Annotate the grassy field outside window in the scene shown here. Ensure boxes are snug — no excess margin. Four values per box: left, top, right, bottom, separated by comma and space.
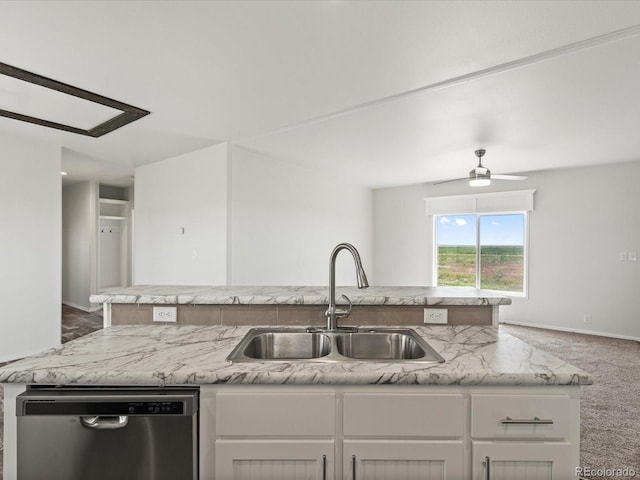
436, 213, 525, 293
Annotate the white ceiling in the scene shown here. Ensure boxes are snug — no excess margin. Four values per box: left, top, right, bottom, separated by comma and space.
1, 1, 640, 188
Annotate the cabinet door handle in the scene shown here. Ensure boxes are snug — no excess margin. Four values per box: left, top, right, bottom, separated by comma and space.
482, 455, 491, 480
322, 454, 326, 480
500, 416, 554, 425
352, 454, 356, 480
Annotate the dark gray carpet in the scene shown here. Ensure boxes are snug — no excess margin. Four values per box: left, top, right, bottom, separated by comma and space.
502, 324, 640, 479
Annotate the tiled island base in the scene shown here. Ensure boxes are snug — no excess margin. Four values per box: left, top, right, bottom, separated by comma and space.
110, 304, 494, 327
91, 285, 511, 327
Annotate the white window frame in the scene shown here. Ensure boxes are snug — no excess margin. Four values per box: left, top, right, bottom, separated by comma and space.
425, 190, 534, 298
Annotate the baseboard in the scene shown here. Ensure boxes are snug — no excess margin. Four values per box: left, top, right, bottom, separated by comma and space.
62, 301, 101, 313
500, 320, 640, 342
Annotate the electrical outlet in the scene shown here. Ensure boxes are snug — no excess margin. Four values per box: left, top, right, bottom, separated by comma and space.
153, 306, 177, 322
424, 308, 448, 324
630, 251, 637, 262
620, 252, 628, 262
583, 314, 591, 324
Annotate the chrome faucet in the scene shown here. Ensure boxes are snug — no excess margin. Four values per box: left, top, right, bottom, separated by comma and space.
325, 243, 369, 331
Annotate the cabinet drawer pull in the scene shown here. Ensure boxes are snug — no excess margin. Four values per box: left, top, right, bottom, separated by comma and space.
352, 454, 356, 480
482, 456, 491, 480
500, 416, 554, 425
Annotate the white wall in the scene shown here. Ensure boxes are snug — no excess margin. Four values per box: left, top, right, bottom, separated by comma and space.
0, 134, 61, 362
373, 183, 430, 285
62, 181, 98, 311
134, 144, 228, 285
230, 147, 373, 285
373, 160, 640, 340
501, 162, 640, 340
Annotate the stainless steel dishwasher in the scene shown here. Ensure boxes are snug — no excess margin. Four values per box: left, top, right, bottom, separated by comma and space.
16, 387, 198, 480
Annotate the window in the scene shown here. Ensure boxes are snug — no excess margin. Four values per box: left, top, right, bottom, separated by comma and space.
426, 190, 534, 295
435, 212, 526, 294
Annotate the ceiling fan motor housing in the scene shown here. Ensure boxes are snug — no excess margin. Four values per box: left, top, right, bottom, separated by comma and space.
470, 149, 490, 180
469, 148, 491, 185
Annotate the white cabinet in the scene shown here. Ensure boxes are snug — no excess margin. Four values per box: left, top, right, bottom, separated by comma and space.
211, 389, 468, 480
472, 442, 573, 480
343, 393, 464, 437
216, 440, 334, 480
205, 386, 580, 480
343, 393, 465, 479
213, 391, 335, 480
471, 393, 578, 479
345, 441, 463, 480
471, 394, 570, 439
215, 392, 335, 437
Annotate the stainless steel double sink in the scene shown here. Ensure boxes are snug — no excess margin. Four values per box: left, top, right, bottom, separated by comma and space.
226, 327, 445, 363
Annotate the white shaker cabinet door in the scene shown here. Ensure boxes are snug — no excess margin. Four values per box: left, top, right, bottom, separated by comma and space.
472, 441, 573, 480
215, 440, 334, 480
344, 440, 465, 480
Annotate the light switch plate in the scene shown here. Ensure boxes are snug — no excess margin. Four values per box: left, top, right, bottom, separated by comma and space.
424, 308, 448, 324
153, 306, 177, 322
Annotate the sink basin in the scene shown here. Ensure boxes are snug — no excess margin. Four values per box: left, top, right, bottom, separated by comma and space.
335, 331, 431, 360
240, 331, 331, 360
226, 327, 444, 363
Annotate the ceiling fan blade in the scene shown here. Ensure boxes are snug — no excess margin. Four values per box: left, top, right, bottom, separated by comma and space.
432, 177, 466, 186
492, 174, 528, 181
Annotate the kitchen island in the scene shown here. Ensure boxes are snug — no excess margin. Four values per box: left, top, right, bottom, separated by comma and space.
1, 324, 589, 479
90, 285, 513, 328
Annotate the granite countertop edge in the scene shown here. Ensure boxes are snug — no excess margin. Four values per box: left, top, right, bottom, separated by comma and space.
0, 325, 590, 387
89, 286, 513, 307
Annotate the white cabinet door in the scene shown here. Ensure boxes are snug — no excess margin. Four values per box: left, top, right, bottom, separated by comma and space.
215, 440, 334, 480
472, 442, 573, 480
344, 440, 464, 480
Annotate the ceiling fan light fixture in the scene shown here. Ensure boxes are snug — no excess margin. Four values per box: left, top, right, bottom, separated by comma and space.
433, 148, 527, 186
469, 177, 491, 187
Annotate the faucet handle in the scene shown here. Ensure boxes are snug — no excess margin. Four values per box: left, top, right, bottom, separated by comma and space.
335, 294, 353, 318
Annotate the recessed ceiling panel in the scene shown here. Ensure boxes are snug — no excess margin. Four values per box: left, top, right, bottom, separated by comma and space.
0, 62, 149, 137
0, 74, 121, 130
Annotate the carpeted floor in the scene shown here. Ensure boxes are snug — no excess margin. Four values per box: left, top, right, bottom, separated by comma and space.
502, 323, 640, 479
1, 313, 638, 479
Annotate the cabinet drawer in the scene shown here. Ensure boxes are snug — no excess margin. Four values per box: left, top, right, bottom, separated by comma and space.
472, 394, 570, 439
216, 393, 335, 436
344, 393, 464, 437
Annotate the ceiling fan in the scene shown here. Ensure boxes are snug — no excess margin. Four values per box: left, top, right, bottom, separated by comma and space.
434, 149, 528, 187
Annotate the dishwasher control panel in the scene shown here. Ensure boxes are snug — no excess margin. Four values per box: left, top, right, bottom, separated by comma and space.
17, 388, 199, 417
23, 400, 187, 415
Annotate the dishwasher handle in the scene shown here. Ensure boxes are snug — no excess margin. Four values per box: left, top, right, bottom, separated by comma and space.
81, 415, 129, 430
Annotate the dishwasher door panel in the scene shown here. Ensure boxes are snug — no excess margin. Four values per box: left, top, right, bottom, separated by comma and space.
18, 410, 197, 480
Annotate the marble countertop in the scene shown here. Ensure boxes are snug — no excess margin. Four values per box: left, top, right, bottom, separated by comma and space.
0, 325, 590, 387
89, 285, 512, 307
